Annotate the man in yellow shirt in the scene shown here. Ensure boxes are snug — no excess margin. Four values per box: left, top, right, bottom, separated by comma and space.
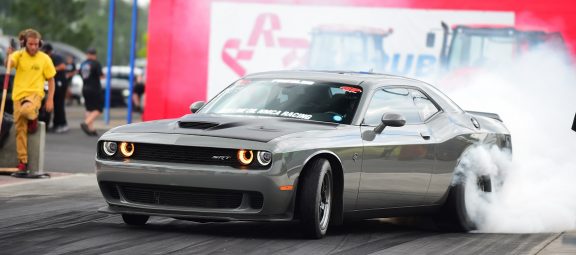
6, 29, 55, 173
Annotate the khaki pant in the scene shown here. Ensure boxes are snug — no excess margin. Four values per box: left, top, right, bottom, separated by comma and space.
13, 94, 42, 164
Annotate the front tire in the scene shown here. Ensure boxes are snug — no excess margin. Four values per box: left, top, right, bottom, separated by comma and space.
298, 158, 333, 239
122, 214, 149, 226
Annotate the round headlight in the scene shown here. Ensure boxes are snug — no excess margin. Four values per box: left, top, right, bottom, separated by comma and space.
237, 149, 253, 165
102, 141, 117, 156
120, 142, 135, 157
257, 151, 272, 166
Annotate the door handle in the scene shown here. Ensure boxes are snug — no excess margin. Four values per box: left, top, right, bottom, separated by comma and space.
420, 131, 431, 140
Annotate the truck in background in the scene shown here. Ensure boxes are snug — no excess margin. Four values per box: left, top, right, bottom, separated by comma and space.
428, 22, 569, 73
305, 25, 393, 73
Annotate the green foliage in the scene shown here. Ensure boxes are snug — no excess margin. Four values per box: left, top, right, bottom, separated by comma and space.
1, 0, 94, 51
0, 0, 148, 65
137, 32, 148, 58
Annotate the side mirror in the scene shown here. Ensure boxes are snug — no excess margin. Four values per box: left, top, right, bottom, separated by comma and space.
374, 113, 406, 134
426, 32, 436, 48
189, 101, 205, 113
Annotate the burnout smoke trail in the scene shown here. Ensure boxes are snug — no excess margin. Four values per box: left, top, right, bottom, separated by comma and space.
440, 46, 576, 233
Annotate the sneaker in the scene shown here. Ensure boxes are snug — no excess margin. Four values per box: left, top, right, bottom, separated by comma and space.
55, 125, 70, 133
28, 118, 38, 134
80, 123, 91, 135
89, 130, 99, 137
17, 162, 28, 172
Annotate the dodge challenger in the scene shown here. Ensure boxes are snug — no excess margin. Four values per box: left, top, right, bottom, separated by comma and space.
96, 70, 511, 238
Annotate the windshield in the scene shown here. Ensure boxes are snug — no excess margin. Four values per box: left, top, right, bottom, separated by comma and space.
448, 33, 516, 70
200, 79, 363, 124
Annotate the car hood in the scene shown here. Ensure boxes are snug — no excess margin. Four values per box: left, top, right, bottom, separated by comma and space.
108, 114, 340, 143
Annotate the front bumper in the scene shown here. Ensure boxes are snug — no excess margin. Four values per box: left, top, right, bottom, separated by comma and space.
96, 159, 297, 222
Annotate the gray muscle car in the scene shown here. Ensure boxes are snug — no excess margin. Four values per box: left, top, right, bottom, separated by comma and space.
96, 70, 511, 238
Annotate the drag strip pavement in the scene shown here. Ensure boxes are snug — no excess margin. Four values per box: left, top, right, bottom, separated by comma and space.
0, 174, 554, 255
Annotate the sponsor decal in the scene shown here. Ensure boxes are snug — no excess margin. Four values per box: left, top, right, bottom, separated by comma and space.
222, 108, 313, 120
272, 79, 315, 85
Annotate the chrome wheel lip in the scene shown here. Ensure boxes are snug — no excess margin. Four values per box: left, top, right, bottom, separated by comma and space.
318, 172, 332, 230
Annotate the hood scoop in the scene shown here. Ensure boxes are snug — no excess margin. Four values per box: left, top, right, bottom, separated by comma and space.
178, 121, 220, 129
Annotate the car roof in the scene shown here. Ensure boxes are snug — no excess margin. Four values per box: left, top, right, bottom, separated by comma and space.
244, 70, 430, 89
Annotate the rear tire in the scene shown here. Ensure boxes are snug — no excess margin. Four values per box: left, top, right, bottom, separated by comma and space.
438, 173, 492, 232
122, 214, 149, 226
298, 158, 333, 239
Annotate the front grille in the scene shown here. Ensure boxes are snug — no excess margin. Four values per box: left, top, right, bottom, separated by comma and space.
98, 142, 237, 166
132, 143, 237, 165
178, 121, 219, 129
101, 182, 263, 209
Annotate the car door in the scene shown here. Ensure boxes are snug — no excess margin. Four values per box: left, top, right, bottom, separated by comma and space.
356, 87, 437, 210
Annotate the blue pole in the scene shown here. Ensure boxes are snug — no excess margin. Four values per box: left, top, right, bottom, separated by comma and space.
127, 0, 138, 124
104, 0, 116, 125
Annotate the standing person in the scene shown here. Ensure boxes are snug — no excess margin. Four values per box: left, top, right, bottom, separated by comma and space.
79, 48, 103, 136
5, 28, 55, 172
64, 55, 77, 105
132, 74, 145, 113
41, 43, 69, 133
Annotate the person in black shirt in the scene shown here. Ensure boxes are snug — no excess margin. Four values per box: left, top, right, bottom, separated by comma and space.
42, 43, 69, 133
79, 48, 103, 136
64, 55, 78, 105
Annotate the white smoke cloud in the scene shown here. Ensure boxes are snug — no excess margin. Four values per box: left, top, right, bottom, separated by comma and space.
440, 46, 576, 233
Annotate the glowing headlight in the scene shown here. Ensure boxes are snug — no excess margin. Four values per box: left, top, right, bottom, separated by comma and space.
120, 142, 135, 157
102, 141, 117, 156
237, 149, 253, 165
257, 151, 272, 166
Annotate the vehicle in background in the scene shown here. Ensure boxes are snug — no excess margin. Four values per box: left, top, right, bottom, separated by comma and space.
0, 35, 17, 114
428, 22, 569, 73
305, 25, 393, 72
50, 41, 87, 105
0, 66, 14, 115
102, 66, 145, 107
51, 41, 87, 63
71, 65, 145, 107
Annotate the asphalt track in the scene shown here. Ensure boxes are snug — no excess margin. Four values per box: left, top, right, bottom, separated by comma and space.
0, 106, 573, 254
0, 175, 556, 255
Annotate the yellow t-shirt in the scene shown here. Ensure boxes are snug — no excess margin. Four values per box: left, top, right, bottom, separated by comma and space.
9, 50, 56, 101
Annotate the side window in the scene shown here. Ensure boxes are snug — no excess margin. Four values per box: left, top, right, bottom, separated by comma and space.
410, 89, 439, 121
363, 88, 422, 126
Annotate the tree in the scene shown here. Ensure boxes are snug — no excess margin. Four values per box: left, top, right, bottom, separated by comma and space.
83, 0, 149, 65
0, 0, 149, 65
0, 0, 94, 51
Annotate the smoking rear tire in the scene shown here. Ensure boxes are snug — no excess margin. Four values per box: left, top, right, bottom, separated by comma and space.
122, 214, 149, 226
438, 173, 492, 232
298, 158, 333, 239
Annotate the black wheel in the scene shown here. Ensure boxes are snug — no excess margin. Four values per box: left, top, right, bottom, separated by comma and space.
439, 173, 492, 232
298, 158, 333, 239
122, 214, 150, 226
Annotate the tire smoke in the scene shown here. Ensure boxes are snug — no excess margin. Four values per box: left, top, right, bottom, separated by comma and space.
440, 46, 576, 233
